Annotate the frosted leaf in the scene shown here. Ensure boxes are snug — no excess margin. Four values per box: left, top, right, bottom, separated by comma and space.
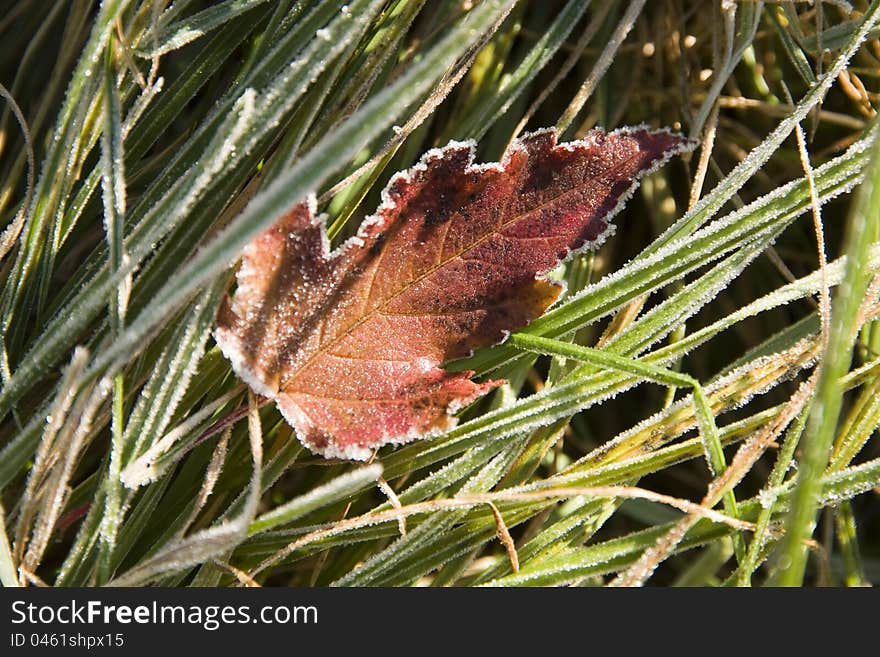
216, 127, 691, 459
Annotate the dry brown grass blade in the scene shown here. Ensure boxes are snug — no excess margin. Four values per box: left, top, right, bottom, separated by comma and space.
378, 476, 407, 537
488, 502, 519, 573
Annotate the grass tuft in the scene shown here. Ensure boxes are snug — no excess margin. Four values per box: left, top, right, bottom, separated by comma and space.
1, 0, 879, 587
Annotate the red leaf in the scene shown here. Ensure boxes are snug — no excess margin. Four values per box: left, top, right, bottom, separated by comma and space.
215, 127, 691, 459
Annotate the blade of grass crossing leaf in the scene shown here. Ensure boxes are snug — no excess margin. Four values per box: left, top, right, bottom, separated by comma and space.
126, 4, 386, 313
465, 336, 820, 578
381, 324, 810, 502
119, 0, 383, 249
25, 227, 860, 548
492, 242, 800, 494
551, 128, 873, 349
106, 4, 364, 320
505, 243, 789, 430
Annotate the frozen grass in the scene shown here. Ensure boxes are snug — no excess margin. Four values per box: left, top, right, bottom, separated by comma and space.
1, 0, 879, 587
